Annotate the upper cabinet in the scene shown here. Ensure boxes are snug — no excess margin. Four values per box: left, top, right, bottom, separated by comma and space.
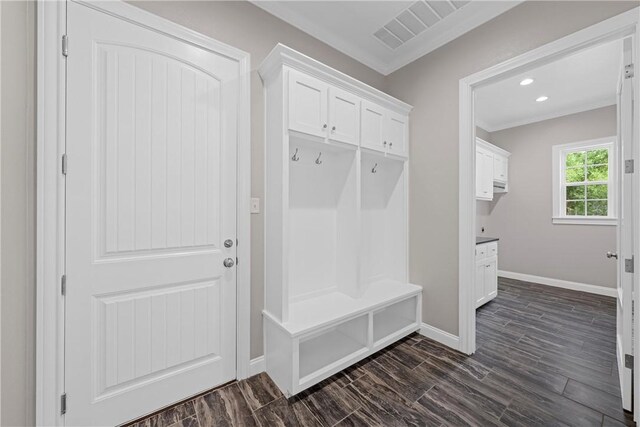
288, 70, 329, 138
360, 101, 408, 157
328, 87, 360, 145
282, 56, 410, 155
476, 138, 511, 200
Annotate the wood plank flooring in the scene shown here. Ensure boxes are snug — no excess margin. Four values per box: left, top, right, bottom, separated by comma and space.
125, 278, 634, 427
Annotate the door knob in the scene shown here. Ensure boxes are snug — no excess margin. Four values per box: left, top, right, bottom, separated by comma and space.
607, 251, 618, 259
223, 258, 235, 268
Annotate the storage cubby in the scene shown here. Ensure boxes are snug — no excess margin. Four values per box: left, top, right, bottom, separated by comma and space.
260, 44, 421, 398
360, 151, 407, 288
288, 136, 359, 301
298, 314, 368, 382
373, 296, 418, 346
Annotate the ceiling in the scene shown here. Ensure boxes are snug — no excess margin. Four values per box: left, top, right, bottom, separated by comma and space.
476, 39, 623, 132
251, 1, 522, 75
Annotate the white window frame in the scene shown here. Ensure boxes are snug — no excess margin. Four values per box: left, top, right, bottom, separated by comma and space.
552, 136, 617, 225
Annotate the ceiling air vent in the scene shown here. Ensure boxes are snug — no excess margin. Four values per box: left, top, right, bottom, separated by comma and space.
373, 0, 471, 50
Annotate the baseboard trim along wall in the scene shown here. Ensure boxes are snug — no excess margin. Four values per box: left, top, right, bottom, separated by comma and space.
498, 270, 618, 298
249, 356, 265, 377
419, 323, 461, 351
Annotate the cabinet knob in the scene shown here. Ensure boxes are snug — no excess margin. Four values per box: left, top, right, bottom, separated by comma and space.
331, 126, 336, 132
389, 142, 393, 148
383, 141, 387, 146
323, 124, 327, 129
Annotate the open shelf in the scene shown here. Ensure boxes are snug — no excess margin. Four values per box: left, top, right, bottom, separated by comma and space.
360, 152, 406, 287
288, 135, 359, 303
299, 315, 368, 382
373, 296, 418, 345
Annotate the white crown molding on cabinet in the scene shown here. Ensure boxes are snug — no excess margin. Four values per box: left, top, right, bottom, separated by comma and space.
251, 1, 523, 76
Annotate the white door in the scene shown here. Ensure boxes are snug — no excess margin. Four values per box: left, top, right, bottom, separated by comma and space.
65, 2, 239, 425
616, 37, 634, 412
385, 112, 408, 157
288, 69, 328, 138
328, 87, 360, 145
361, 100, 386, 152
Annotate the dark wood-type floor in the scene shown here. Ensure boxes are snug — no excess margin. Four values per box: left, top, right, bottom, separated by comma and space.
127, 278, 634, 427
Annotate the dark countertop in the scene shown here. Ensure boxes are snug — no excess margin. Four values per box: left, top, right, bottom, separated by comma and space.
476, 236, 499, 245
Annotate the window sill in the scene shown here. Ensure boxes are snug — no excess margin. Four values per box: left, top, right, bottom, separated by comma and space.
552, 217, 617, 226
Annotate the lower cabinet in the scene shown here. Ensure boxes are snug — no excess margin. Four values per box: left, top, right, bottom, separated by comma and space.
476, 242, 498, 308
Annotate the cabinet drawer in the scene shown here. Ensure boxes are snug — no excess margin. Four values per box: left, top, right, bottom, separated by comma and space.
475, 245, 487, 259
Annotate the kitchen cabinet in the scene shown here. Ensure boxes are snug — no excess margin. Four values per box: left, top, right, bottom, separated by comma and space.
288, 70, 328, 138
476, 138, 511, 200
328, 86, 360, 145
476, 241, 498, 308
361, 101, 408, 157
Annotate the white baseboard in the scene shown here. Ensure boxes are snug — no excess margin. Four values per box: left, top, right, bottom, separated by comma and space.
249, 356, 265, 377
419, 323, 460, 351
498, 270, 617, 298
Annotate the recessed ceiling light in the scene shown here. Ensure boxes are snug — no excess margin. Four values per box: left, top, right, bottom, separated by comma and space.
536, 96, 549, 102
520, 78, 534, 86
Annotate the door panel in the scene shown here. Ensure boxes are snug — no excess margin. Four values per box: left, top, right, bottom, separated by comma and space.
328, 87, 360, 145
288, 69, 328, 137
386, 111, 408, 156
485, 259, 497, 299
475, 263, 485, 307
361, 100, 386, 151
617, 37, 634, 411
66, 3, 238, 425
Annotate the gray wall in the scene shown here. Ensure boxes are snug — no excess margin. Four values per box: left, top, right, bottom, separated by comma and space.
1, 1, 36, 426
385, 1, 636, 335
477, 106, 617, 288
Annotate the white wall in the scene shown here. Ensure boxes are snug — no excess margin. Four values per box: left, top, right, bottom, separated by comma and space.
385, 1, 636, 335
478, 106, 617, 288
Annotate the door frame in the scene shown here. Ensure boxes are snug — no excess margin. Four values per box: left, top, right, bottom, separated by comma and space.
36, 1, 251, 425
459, 6, 640, 418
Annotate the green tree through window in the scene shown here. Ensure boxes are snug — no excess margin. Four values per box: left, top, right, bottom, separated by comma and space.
564, 147, 609, 216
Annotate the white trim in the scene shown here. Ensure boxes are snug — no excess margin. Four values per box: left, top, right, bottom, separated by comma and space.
459, 8, 639, 359
498, 270, 618, 298
552, 136, 617, 223
37, 2, 251, 425
419, 323, 460, 351
479, 96, 616, 132
251, 1, 521, 76
249, 356, 266, 377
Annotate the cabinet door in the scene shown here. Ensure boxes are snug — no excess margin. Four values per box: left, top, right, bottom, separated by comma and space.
385, 111, 408, 156
484, 258, 498, 300
361, 100, 385, 152
493, 154, 507, 183
475, 148, 484, 199
288, 70, 328, 138
475, 263, 485, 307
482, 151, 494, 199
328, 87, 360, 145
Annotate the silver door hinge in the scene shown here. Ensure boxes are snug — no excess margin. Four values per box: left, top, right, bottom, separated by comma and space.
626, 354, 634, 369
61, 154, 67, 175
60, 393, 67, 415
625, 63, 634, 79
62, 35, 68, 57
61, 275, 66, 296
625, 257, 635, 273
625, 159, 635, 174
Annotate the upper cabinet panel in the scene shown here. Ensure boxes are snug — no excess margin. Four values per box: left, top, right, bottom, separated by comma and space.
385, 111, 408, 157
328, 87, 360, 145
361, 100, 386, 152
288, 69, 328, 138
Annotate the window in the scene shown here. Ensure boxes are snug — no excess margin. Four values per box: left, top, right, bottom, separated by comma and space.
552, 137, 616, 225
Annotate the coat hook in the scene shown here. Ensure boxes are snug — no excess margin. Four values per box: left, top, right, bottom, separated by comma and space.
291, 148, 300, 162
371, 163, 378, 174
315, 152, 323, 165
